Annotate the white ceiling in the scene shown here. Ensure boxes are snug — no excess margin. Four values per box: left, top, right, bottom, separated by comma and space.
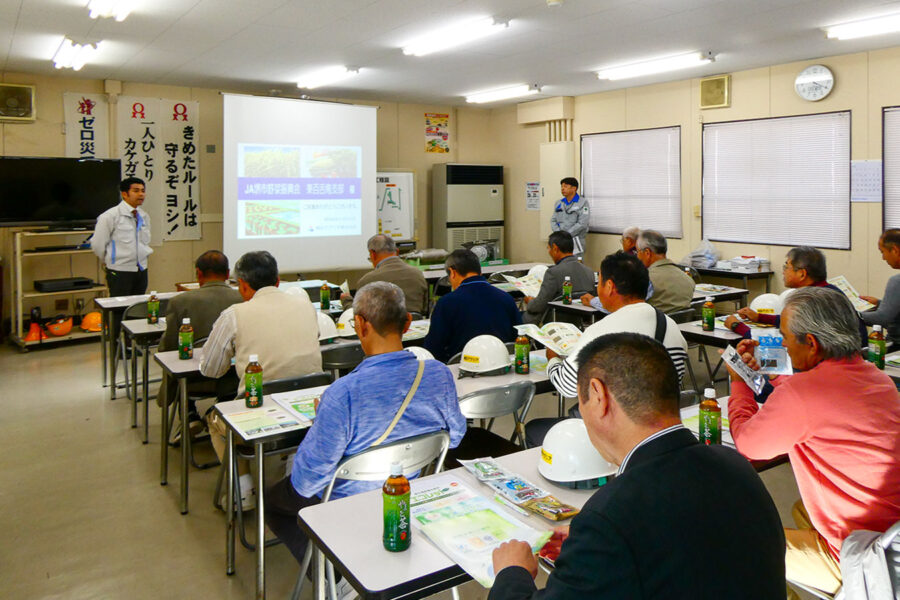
4, 0, 900, 105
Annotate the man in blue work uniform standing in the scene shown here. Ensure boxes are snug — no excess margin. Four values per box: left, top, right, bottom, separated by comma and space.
91, 176, 152, 297
550, 177, 590, 259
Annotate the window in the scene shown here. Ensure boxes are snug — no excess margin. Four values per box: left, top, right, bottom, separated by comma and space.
702, 111, 850, 249
883, 107, 900, 230
581, 126, 682, 238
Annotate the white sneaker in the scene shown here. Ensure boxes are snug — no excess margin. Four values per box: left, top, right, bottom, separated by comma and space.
333, 578, 358, 600
219, 473, 257, 512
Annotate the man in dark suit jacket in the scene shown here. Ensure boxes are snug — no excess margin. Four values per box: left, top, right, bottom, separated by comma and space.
156, 250, 243, 411
490, 332, 786, 600
523, 231, 595, 324
423, 248, 522, 362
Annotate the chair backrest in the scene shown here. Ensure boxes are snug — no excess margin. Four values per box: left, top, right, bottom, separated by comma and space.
882, 520, 900, 594
679, 389, 699, 408
321, 343, 366, 371
321, 430, 451, 502
684, 266, 701, 283
123, 298, 170, 320
409, 312, 424, 321
667, 307, 696, 324
458, 380, 535, 420
265, 371, 334, 395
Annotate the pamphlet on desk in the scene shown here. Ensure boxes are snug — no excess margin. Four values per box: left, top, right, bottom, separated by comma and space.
515, 322, 582, 356
827, 275, 876, 312
695, 283, 739, 295
222, 406, 304, 440
270, 385, 329, 424
410, 475, 550, 587
499, 273, 542, 298
403, 319, 430, 342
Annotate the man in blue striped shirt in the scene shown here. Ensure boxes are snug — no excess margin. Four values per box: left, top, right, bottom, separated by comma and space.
265, 281, 466, 563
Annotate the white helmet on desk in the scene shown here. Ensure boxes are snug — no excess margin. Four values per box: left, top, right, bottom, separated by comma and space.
527, 264, 549, 283
458, 335, 511, 377
285, 286, 306, 297
539, 419, 617, 489
405, 346, 435, 361
750, 293, 783, 315
336, 308, 357, 338
317, 311, 339, 342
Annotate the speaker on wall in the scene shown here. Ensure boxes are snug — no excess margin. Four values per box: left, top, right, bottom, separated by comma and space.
0, 84, 36, 122
700, 75, 730, 110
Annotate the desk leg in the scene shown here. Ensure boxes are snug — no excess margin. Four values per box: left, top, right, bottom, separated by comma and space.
130, 333, 138, 427
143, 342, 150, 444
110, 315, 120, 400
180, 377, 190, 515
256, 441, 266, 600
100, 309, 108, 385
161, 385, 170, 485
226, 429, 235, 575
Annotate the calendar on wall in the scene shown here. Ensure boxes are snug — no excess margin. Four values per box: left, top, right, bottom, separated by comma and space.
851, 160, 882, 203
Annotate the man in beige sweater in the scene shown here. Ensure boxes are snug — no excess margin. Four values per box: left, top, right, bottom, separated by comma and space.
341, 234, 428, 314
202, 250, 322, 507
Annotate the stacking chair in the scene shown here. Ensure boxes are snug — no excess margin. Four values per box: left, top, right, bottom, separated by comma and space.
290, 430, 451, 600
444, 381, 535, 468
216, 371, 334, 551
409, 311, 424, 321
321, 343, 366, 379
788, 519, 900, 599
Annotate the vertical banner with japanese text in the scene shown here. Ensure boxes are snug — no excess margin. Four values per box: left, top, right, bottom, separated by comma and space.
63, 92, 110, 158
117, 97, 201, 243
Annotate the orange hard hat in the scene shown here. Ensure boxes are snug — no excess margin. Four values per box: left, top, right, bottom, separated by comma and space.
81, 311, 102, 332
47, 315, 73, 336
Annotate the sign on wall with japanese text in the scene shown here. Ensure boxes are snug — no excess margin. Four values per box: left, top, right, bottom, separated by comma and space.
63, 92, 110, 159
117, 97, 201, 243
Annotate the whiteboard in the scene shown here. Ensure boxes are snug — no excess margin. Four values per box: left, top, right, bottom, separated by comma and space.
376, 171, 415, 241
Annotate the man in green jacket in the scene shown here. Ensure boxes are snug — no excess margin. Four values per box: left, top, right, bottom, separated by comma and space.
341, 234, 429, 314
636, 229, 695, 314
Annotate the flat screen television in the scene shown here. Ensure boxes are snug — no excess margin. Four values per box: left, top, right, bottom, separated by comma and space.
0, 156, 122, 227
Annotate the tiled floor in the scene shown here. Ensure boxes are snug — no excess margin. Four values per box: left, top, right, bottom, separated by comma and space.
0, 338, 809, 599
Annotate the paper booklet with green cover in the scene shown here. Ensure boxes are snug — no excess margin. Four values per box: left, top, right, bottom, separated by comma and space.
514, 322, 582, 356
270, 385, 329, 424
410, 476, 551, 587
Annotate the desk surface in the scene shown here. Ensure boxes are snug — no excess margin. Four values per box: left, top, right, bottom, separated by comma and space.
695, 267, 775, 278
94, 291, 180, 310
121, 317, 167, 337
448, 350, 551, 397
155, 348, 204, 377
422, 262, 545, 282
298, 447, 592, 600
678, 320, 743, 347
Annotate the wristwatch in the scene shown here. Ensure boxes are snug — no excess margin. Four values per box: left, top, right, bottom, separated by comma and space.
729, 317, 740, 331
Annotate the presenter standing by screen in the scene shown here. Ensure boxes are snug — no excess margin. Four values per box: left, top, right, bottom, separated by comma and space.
91, 177, 152, 297
550, 177, 590, 258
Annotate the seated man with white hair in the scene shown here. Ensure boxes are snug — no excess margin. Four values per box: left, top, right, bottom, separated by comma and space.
265, 281, 467, 563
635, 229, 694, 314
340, 234, 428, 314
727, 286, 900, 597
621, 225, 640, 255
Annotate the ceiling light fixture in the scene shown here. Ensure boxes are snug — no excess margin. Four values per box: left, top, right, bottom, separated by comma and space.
87, 0, 133, 22
466, 83, 541, 104
402, 17, 509, 57
52, 38, 102, 71
296, 66, 360, 89
825, 13, 900, 40
547, 0, 564, 6
596, 51, 714, 81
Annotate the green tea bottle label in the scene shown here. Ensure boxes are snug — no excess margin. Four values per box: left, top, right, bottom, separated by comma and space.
698, 408, 721, 445
382, 492, 411, 552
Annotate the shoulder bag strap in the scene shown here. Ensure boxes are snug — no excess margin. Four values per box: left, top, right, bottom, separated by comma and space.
653, 307, 668, 344
370, 359, 425, 447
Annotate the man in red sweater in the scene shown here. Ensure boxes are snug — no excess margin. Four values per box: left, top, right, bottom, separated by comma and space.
726, 286, 900, 596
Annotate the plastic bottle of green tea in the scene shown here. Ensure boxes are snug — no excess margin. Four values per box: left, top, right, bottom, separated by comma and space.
245, 354, 263, 408
383, 462, 411, 552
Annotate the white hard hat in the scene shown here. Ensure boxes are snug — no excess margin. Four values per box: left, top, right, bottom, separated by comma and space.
527, 264, 549, 283
749, 293, 783, 315
538, 419, 617, 489
317, 311, 339, 341
779, 288, 796, 304
458, 335, 511, 377
285, 286, 306, 296
336, 308, 357, 337
405, 346, 435, 361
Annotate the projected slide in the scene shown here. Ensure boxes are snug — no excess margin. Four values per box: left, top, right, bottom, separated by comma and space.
236, 144, 362, 238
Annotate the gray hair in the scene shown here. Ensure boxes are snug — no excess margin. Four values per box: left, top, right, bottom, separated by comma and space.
622, 226, 640, 241
783, 287, 862, 360
352, 281, 407, 336
636, 230, 667, 255
367, 234, 397, 255
786, 246, 827, 282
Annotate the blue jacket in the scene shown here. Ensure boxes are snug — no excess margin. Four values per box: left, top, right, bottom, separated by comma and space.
424, 276, 522, 362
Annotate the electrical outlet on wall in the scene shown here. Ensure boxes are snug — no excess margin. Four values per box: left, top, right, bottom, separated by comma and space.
75, 298, 85, 312
55, 299, 68, 311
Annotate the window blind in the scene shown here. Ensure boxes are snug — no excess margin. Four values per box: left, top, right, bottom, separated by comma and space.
883, 107, 900, 229
702, 111, 850, 249
581, 126, 682, 238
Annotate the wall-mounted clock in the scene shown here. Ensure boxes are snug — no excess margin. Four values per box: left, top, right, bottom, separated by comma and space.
795, 64, 834, 101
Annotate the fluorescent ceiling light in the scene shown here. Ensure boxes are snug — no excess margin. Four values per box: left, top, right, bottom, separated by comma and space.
596, 51, 714, 81
87, 0, 133, 21
296, 66, 359, 89
402, 17, 509, 57
825, 13, 900, 40
53, 38, 102, 71
466, 84, 540, 104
